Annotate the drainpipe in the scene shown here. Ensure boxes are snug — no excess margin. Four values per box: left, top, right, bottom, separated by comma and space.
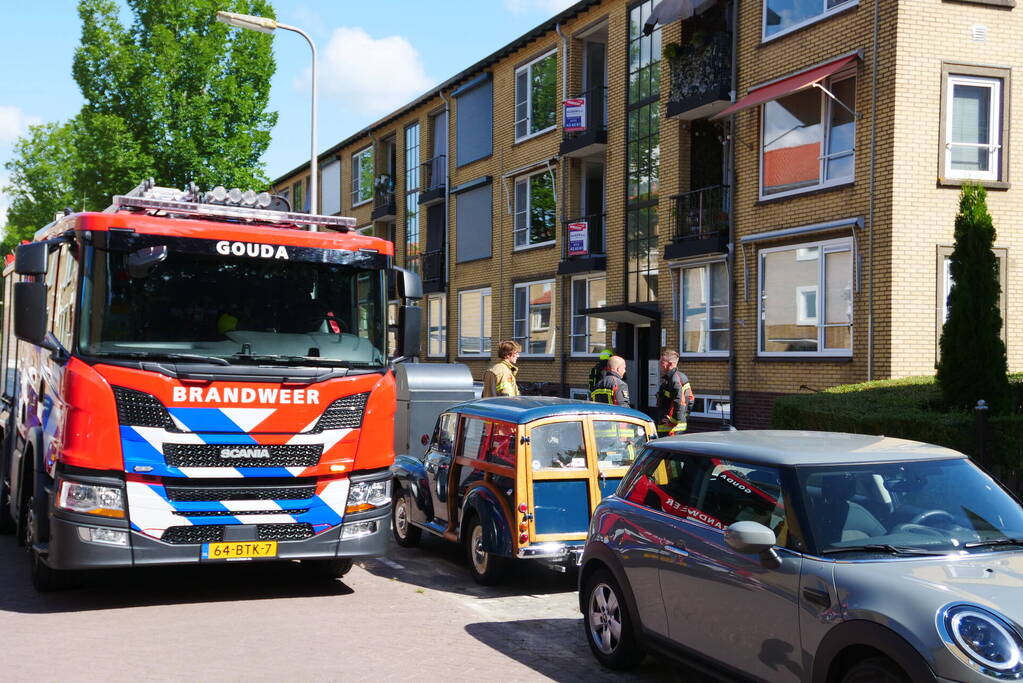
556, 21, 570, 396
866, 0, 880, 381
440, 89, 453, 363
727, 0, 739, 426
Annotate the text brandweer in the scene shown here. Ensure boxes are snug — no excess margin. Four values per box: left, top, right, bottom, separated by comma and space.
171, 387, 320, 404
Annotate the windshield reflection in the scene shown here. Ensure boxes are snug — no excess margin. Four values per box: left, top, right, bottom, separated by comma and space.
796, 459, 1023, 555
79, 246, 387, 366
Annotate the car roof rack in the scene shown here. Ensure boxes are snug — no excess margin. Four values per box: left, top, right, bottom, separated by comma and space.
103, 179, 355, 232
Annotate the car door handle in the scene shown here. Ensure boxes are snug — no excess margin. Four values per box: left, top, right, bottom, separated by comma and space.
665, 544, 689, 557
802, 587, 832, 609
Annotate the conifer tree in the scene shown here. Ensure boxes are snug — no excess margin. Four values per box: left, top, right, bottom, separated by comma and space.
937, 184, 1011, 414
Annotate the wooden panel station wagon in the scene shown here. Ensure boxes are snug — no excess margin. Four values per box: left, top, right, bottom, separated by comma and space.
391, 397, 656, 584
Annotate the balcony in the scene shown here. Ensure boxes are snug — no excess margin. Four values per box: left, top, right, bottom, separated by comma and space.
419, 155, 447, 206
663, 186, 729, 260
422, 249, 445, 294
666, 30, 732, 121
559, 86, 608, 159
557, 213, 606, 275
371, 175, 396, 221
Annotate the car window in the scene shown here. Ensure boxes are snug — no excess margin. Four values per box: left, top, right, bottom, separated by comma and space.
593, 420, 648, 470
619, 450, 698, 519
530, 421, 586, 470
458, 417, 487, 460
689, 459, 789, 540
430, 413, 457, 456
482, 421, 516, 467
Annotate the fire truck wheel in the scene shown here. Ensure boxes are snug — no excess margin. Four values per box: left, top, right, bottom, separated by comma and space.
392, 490, 421, 548
465, 515, 507, 586
301, 558, 354, 580
25, 493, 72, 592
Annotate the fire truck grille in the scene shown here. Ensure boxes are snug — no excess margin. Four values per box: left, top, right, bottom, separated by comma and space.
310, 392, 369, 432
113, 386, 179, 431
163, 444, 321, 468
173, 509, 309, 517
160, 523, 315, 544
164, 484, 317, 502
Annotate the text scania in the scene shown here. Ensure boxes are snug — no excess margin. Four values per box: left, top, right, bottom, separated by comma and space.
171, 386, 320, 405
216, 240, 289, 259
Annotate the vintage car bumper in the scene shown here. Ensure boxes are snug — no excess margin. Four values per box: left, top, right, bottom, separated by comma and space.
517, 542, 584, 564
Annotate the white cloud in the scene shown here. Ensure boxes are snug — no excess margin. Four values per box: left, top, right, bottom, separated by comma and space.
503, 0, 576, 15
0, 106, 41, 144
307, 27, 434, 116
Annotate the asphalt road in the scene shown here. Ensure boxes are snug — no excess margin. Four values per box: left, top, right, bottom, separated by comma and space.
0, 532, 697, 682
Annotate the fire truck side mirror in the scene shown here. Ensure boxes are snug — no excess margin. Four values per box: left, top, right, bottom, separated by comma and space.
13, 281, 49, 346
14, 242, 48, 276
394, 267, 423, 301
397, 304, 422, 359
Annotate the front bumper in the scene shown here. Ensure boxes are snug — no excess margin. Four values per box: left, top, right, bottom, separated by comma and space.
516, 542, 584, 565
46, 506, 391, 570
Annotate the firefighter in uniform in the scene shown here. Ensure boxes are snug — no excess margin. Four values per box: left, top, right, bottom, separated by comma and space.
588, 348, 613, 395
590, 355, 630, 407
482, 340, 521, 397
656, 348, 695, 436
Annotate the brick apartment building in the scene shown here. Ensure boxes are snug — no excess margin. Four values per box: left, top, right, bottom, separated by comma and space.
272, 0, 1021, 428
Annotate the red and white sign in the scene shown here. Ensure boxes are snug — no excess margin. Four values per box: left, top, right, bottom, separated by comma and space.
568, 221, 589, 256
564, 98, 587, 132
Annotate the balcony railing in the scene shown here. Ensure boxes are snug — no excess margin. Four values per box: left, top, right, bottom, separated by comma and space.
372, 174, 396, 220
422, 249, 445, 293
666, 30, 732, 120
561, 213, 606, 260
563, 85, 607, 139
671, 185, 729, 240
423, 155, 447, 192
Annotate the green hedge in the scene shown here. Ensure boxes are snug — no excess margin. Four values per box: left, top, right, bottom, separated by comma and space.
772, 375, 1023, 470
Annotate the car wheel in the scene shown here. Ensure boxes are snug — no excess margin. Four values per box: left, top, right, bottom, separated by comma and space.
300, 558, 354, 580
25, 493, 71, 592
392, 490, 421, 548
582, 568, 644, 670
841, 656, 909, 683
465, 516, 506, 585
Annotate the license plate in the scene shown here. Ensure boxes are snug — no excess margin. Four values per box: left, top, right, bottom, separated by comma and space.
201, 541, 278, 560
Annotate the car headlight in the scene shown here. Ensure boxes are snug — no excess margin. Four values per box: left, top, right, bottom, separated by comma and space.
345, 479, 391, 514
56, 480, 126, 518
939, 604, 1023, 678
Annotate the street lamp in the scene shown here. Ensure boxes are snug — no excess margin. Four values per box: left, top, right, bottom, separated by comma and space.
216, 11, 318, 224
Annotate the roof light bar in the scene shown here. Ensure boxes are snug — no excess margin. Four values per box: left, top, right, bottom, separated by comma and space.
105, 194, 355, 230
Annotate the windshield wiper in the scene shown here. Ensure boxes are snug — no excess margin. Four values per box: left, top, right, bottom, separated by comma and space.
94, 351, 230, 366
963, 537, 1023, 549
822, 544, 947, 557
229, 353, 369, 368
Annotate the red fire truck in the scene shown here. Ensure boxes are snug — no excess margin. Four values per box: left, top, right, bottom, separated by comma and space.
0, 180, 422, 590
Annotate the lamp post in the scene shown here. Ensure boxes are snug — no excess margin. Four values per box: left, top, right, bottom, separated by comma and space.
216, 11, 318, 224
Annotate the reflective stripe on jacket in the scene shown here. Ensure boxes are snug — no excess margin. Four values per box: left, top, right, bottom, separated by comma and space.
590, 371, 630, 407
657, 368, 694, 434
482, 360, 519, 397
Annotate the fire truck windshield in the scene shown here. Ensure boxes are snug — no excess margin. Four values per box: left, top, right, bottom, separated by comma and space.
79, 245, 388, 367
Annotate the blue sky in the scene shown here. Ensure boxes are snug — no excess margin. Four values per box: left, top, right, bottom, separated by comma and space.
0, 0, 576, 222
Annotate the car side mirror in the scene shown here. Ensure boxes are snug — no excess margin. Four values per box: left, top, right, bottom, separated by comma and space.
14, 281, 49, 345
14, 242, 48, 275
724, 521, 781, 568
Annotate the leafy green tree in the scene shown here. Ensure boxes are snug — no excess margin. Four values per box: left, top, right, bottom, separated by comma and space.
937, 184, 1011, 414
73, 0, 278, 198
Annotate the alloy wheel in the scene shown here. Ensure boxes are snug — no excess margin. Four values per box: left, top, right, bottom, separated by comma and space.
588, 582, 623, 655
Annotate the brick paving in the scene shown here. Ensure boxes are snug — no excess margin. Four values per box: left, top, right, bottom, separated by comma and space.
0, 534, 694, 682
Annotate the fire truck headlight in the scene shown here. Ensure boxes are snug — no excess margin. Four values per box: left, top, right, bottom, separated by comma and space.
56, 480, 126, 518
345, 479, 391, 514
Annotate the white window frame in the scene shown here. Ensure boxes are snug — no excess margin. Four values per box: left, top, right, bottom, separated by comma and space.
795, 285, 819, 326
458, 287, 491, 358
427, 293, 447, 358
689, 394, 732, 419
759, 71, 856, 201
678, 259, 729, 358
515, 49, 558, 142
352, 146, 374, 207
513, 279, 555, 357
944, 74, 1001, 182
762, 0, 858, 42
570, 274, 606, 358
757, 236, 853, 358
513, 169, 557, 250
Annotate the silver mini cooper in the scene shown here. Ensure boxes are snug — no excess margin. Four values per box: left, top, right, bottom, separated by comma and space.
579, 431, 1023, 682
